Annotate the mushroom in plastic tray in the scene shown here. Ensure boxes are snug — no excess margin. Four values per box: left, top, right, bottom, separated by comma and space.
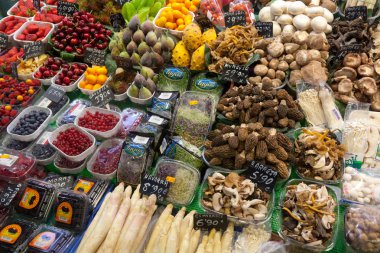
201, 170, 272, 222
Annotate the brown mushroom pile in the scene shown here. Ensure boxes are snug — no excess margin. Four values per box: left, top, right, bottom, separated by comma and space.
282, 182, 337, 247
370, 22, 380, 60
331, 52, 380, 111
202, 172, 270, 221
204, 123, 292, 179
295, 127, 346, 181
217, 84, 304, 129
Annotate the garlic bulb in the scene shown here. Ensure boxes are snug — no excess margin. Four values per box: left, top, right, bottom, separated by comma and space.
311, 16, 327, 33
293, 14, 311, 31
277, 14, 293, 25
259, 7, 273, 22
288, 1, 306, 15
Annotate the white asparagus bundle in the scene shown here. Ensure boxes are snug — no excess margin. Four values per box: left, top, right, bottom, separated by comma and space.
97, 186, 133, 253
205, 229, 216, 253
165, 207, 186, 253
188, 230, 201, 253
196, 235, 209, 253
179, 211, 196, 253
213, 231, 222, 253
221, 223, 234, 253
156, 215, 175, 253
77, 183, 125, 253
115, 194, 157, 253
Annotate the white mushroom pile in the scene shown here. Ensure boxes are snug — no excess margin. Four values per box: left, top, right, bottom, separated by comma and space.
202, 172, 270, 221
331, 53, 380, 111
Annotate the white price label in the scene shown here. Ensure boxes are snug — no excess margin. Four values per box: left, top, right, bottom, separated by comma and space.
0, 154, 18, 167
133, 136, 149, 145
158, 92, 172, 100
38, 97, 52, 108
148, 115, 164, 125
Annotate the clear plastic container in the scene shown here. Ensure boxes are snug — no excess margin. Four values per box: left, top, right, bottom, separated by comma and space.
77, 75, 111, 96
26, 225, 73, 253
13, 21, 54, 48
0, 218, 38, 253
72, 177, 110, 208
229, 0, 255, 24
54, 155, 88, 175
31, 6, 64, 27
0, 15, 28, 43
199, 168, 273, 224
74, 107, 122, 139
32, 57, 65, 86
87, 138, 123, 180
171, 91, 216, 148
56, 99, 92, 127
7, 0, 45, 18
153, 7, 195, 37
157, 67, 190, 94
34, 95, 70, 123
7, 106, 52, 142
190, 72, 223, 104
29, 127, 57, 165
2, 134, 34, 152
0, 148, 37, 182
199, 0, 225, 26
15, 178, 56, 221
152, 158, 200, 207
342, 166, 380, 206
48, 123, 96, 162
51, 62, 87, 92
54, 190, 90, 232
344, 204, 380, 253
118, 108, 145, 137
278, 179, 340, 253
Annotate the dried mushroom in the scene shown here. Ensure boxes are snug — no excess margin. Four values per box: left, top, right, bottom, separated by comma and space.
217, 84, 304, 130
331, 53, 380, 111
281, 182, 336, 247
295, 127, 345, 181
204, 123, 292, 179
202, 172, 270, 221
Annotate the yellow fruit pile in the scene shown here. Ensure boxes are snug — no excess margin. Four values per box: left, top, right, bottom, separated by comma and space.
155, 4, 194, 31
18, 54, 49, 75
79, 66, 108, 91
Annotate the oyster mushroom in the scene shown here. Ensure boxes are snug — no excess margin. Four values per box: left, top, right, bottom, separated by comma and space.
338, 78, 353, 95
333, 67, 357, 81
321, 215, 335, 230
223, 187, 240, 208
208, 172, 225, 186
357, 65, 375, 77
241, 199, 265, 210
239, 179, 255, 196
343, 53, 362, 68
212, 192, 223, 211
312, 155, 326, 169
358, 77, 378, 96
301, 227, 316, 242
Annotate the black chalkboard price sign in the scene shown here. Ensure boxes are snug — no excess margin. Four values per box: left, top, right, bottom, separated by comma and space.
254, 21, 273, 38
45, 175, 74, 189
33, 0, 41, 11
44, 86, 65, 103
57, 1, 79, 16
345, 6, 367, 21
337, 44, 361, 59
194, 213, 228, 231
140, 174, 170, 201
84, 48, 106, 66
244, 161, 278, 193
110, 13, 126, 32
89, 85, 114, 107
23, 41, 44, 59
221, 63, 249, 84
0, 33, 7, 51
224, 11, 246, 28
0, 183, 23, 208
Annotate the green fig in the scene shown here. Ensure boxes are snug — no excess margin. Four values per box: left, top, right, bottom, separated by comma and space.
132, 29, 145, 44
109, 39, 117, 50
119, 51, 130, 58
141, 51, 153, 67
151, 51, 164, 67
160, 35, 175, 51
126, 41, 137, 55
154, 28, 162, 38
152, 41, 161, 54
141, 66, 155, 79
111, 47, 121, 56
134, 73, 146, 88
123, 29, 133, 46
145, 78, 156, 93
137, 42, 150, 55
145, 31, 157, 47
131, 52, 141, 65
128, 15, 140, 31
139, 86, 153, 99
141, 20, 155, 35
129, 83, 140, 98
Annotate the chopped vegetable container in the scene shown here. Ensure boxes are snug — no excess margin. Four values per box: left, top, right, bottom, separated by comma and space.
0, 218, 38, 253
26, 225, 73, 253
0, 148, 37, 182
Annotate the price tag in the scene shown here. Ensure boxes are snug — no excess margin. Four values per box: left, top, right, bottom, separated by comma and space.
110, 13, 126, 32
194, 213, 228, 231
345, 6, 367, 21
140, 174, 170, 201
133, 135, 149, 144
224, 11, 246, 28
244, 161, 278, 193
0, 33, 8, 52
57, 1, 79, 16
89, 85, 114, 107
44, 86, 65, 103
221, 63, 249, 84
337, 44, 361, 59
0, 183, 22, 208
33, 0, 41, 11
23, 41, 44, 60
84, 47, 106, 66
45, 175, 74, 189
148, 115, 164, 125
11, 62, 18, 79
254, 22, 273, 38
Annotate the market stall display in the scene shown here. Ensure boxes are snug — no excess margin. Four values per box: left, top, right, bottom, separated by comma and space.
0, 0, 380, 252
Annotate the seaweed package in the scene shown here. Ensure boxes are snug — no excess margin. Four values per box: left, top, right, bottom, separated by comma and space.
0, 218, 38, 253
171, 91, 216, 147
190, 72, 223, 103
163, 136, 204, 170
147, 91, 179, 120
157, 66, 190, 94
117, 135, 155, 187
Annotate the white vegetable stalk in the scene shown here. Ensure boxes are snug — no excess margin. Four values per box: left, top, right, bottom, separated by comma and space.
165, 207, 186, 253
